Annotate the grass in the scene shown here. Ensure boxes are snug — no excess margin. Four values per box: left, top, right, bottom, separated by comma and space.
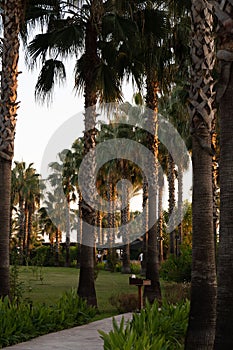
17, 266, 190, 321
18, 266, 138, 318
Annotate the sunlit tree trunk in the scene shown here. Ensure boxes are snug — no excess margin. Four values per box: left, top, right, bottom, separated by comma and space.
157, 170, 164, 263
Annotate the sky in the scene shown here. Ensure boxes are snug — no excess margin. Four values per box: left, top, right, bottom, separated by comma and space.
15, 52, 136, 171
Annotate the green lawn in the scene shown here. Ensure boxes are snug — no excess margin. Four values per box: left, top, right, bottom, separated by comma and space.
18, 266, 138, 318
17, 266, 190, 321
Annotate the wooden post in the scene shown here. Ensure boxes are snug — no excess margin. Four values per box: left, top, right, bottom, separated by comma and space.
129, 277, 151, 310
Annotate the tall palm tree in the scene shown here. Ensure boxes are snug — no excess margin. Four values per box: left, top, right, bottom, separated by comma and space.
0, 0, 61, 298
28, 0, 130, 306
48, 150, 75, 267
71, 137, 84, 266
22, 164, 41, 258
0, 0, 24, 298
214, 1, 233, 348
184, 1, 217, 348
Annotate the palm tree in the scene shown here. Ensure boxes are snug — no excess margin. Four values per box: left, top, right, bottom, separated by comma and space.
48, 150, 75, 267
214, 1, 233, 348
0, 0, 61, 298
0, 0, 24, 298
22, 164, 41, 258
70, 137, 84, 266
184, 1, 217, 348
38, 205, 62, 265
28, 0, 132, 306
11, 162, 41, 262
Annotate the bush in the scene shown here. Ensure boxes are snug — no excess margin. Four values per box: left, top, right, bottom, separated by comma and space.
99, 300, 189, 349
109, 293, 138, 313
160, 246, 192, 283
130, 261, 141, 275
30, 246, 54, 267
162, 282, 191, 304
96, 261, 106, 270
0, 289, 96, 348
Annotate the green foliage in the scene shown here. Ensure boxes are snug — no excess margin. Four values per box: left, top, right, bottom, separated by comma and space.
30, 245, 54, 266
106, 249, 121, 272
130, 261, 141, 275
160, 246, 192, 283
69, 246, 78, 263
10, 260, 25, 304
109, 293, 138, 313
0, 289, 96, 348
99, 300, 189, 350
96, 261, 106, 270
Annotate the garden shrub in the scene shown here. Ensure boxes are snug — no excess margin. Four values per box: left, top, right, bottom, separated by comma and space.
160, 246, 192, 283
162, 282, 191, 304
109, 293, 138, 313
0, 289, 96, 348
130, 261, 141, 275
99, 300, 189, 349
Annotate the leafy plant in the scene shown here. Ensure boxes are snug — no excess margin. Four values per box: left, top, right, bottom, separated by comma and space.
160, 246, 192, 283
130, 262, 141, 275
99, 300, 189, 349
0, 289, 96, 348
10, 254, 25, 303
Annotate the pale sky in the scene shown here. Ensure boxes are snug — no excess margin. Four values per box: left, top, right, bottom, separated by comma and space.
15, 52, 136, 172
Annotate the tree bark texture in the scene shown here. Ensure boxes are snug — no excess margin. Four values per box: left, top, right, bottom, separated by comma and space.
185, 1, 217, 348
214, 1, 233, 347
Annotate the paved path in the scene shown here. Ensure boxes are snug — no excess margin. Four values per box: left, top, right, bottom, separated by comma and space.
2, 313, 132, 350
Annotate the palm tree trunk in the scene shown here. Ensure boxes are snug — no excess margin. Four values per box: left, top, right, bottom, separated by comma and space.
26, 204, 33, 259
76, 190, 82, 268
177, 165, 183, 256
185, 1, 217, 348
211, 128, 218, 255
157, 170, 164, 263
23, 206, 29, 261
168, 152, 176, 255
18, 198, 24, 262
144, 75, 161, 303
121, 176, 131, 274
214, 61, 233, 350
96, 209, 102, 246
55, 228, 59, 267
65, 199, 70, 267
214, 1, 233, 347
77, 1, 101, 307
141, 175, 148, 275
0, 159, 11, 297
0, 0, 23, 295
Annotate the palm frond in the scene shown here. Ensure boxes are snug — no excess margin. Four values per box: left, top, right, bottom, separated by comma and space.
35, 59, 66, 104
21, 0, 61, 44
95, 61, 123, 103
28, 20, 84, 66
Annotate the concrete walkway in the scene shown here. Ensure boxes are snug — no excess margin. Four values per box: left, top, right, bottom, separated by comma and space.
2, 313, 132, 350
